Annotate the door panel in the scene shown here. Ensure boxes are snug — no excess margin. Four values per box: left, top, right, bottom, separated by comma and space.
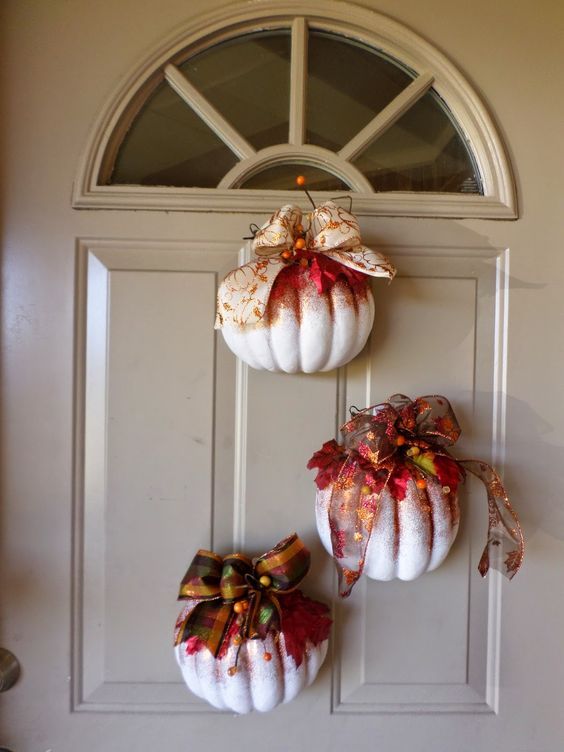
336, 252, 504, 713
75, 241, 238, 712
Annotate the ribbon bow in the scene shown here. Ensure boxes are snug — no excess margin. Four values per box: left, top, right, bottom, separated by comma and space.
174, 533, 310, 656
215, 201, 396, 328
308, 394, 524, 597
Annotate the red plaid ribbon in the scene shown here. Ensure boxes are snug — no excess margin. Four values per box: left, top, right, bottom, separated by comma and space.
174, 533, 310, 656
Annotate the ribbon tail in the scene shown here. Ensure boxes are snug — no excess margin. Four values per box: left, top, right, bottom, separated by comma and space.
329, 454, 390, 597
459, 459, 524, 579
182, 601, 235, 657
245, 590, 280, 640
174, 605, 192, 647
215, 256, 287, 327
322, 247, 396, 280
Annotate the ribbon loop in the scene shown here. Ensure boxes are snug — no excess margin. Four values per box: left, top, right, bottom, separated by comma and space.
175, 534, 310, 655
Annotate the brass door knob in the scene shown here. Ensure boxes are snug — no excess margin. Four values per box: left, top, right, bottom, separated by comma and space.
0, 648, 20, 692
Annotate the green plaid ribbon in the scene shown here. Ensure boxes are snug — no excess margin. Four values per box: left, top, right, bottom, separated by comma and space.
175, 533, 310, 656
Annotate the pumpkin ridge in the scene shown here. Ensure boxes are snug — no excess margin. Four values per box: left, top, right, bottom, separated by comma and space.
393, 491, 400, 577
426, 486, 435, 558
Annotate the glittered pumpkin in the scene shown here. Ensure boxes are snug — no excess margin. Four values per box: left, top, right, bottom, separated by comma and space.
174, 535, 331, 713
315, 472, 460, 583
215, 202, 395, 373
308, 394, 524, 596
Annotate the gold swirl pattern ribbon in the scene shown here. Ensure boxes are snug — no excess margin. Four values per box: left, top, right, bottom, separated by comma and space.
174, 533, 310, 656
215, 201, 396, 328
308, 394, 524, 597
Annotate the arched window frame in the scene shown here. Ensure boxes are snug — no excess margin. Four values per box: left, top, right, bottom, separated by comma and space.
73, 1, 517, 218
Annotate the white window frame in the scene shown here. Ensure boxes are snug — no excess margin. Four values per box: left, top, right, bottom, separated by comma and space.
72, 0, 518, 218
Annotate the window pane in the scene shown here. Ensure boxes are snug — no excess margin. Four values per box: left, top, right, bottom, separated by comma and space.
306, 31, 414, 151
352, 90, 482, 192
180, 31, 291, 151
111, 82, 238, 187
239, 164, 348, 191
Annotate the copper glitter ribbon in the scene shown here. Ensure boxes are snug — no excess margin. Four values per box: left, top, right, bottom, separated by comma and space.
215, 201, 396, 328
308, 394, 525, 597
174, 533, 310, 656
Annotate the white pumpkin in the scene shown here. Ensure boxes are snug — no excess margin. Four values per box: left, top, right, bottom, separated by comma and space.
175, 631, 328, 714
221, 265, 375, 373
316, 475, 460, 581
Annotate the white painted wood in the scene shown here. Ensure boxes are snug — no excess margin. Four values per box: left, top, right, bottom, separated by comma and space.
338, 72, 435, 161
72, 1, 517, 217
73, 184, 516, 217
164, 63, 255, 160
288, 17, 308, 146
217, 143, 374, 191
3, 1, 564, 750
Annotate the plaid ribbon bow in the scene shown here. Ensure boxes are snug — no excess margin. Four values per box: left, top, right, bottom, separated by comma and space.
309, 394, 525, 597
174, 533, 310, 656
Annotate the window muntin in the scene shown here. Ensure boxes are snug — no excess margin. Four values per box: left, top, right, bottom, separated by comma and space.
352, 90, 481, 193
305, 31, 414, 152
112, 81, 239, 187
107, 26, 483, 195
239, 163, 348, 191
179, 31, 292, 152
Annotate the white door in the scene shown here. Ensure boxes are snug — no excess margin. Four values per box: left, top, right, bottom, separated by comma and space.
2, 1, 563, 750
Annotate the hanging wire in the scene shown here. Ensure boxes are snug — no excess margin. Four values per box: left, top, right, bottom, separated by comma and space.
330, 194, 354, 212
242, 223, 261, 240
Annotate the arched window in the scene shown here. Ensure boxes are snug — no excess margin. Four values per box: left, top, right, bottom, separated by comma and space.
74, 5, 516, 217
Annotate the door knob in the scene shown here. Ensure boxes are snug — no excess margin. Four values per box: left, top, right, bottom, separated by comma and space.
0, 648, 20, 691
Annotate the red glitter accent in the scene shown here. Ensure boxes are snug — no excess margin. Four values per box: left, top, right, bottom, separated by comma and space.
330, 527, 347, 559
280, 591, 332, 667
434, 455, 463, 495
267, 253, 368, 304
387, 464, 412, 501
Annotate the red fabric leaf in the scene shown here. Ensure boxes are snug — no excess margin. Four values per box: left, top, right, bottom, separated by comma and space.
280, 590, 332, 667
387, 463, 412, 501
434, 455, 463, 494
307, 440, 347, 489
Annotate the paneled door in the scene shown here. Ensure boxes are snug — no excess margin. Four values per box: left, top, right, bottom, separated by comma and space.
2, 1, 563, 751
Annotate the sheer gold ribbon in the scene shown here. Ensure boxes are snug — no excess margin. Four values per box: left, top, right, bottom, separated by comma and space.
215, 201, 395, 328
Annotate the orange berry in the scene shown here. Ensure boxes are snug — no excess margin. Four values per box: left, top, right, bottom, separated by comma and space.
294, 237, 306, 250
416, 478, 427, 490
281, 249, 292, 260
396, 435, 406, 446
263, 652, 272, 662
228, 666, 238, 677
233, 634, 242, 645
296, 175, 306, 186
233, 600, 247, 614
259, 575, 272, 588
296, 224, 304, 234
